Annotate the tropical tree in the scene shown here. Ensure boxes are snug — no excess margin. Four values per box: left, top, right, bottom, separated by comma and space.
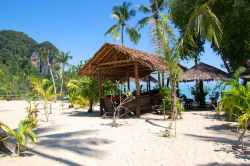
171, 0, 250, 72
67, 76, 99, 113
55, 51, 72, 94
39, 48, 57, 94
105, 1, 141, 45
138, 0, 167, 30
219, 67, 250, 148
154, 15, 182, 136
138, 0, 170, 88
150, 0, 222, 135
0, 121, 37, 156
32, 78, 57, 121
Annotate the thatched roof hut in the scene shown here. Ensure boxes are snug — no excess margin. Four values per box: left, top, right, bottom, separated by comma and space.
79, 43, 167, 80
79, 43, 169, 117
182, 62, 229, 82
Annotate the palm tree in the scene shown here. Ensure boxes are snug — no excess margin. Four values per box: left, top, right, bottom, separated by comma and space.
39, 48, 57, 94
32, 78, 57, 121
0, 121, 37, 156
177, 0, 222, 60
55, 51, 72, 94
219, 67, 250, 148
138, 0, 167, 29
67, 76, 99, 113
138, 0, 168, 88
152, 0, 222, 136
105, 1, 141, 45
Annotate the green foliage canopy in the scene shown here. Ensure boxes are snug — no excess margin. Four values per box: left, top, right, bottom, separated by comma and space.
170, 0, 250, 71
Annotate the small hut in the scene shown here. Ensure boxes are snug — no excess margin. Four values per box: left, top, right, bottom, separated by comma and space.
182, 62, 229, 107
79, 43, 168, 117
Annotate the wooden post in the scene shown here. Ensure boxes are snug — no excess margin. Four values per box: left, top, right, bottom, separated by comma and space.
161, 72, 164, 87
134, 62, 140, 117
98, 70, 103, 115
149, 73, 151, 91
158, 71, 161, 88
127, 71, 130, 91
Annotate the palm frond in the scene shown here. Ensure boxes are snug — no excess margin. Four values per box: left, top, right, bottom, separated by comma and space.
105, 24, 120, 41
138, 4, 152, 14
138, 16, 152, 29
125, 26, 141, 44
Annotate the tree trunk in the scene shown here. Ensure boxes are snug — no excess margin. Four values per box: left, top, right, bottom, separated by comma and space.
0, 127, 16, 154
49, 65, 57, 95
121, 25, 124, 46
170, 80, 177, 136
88, 99, 93, 113
49, 102, 52, 114
60, 65, 64, 95
220, 52, 232, 75
235, 118, 250, 147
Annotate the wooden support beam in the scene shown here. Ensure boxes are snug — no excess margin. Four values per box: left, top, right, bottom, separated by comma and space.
127, 70, 130, 91
158, 71, 161, 88
148, 73, 151, 91
161, 72, 164, 87
98, 70, 103, 115
98, 59, 132, 66
134, 62, 140, 117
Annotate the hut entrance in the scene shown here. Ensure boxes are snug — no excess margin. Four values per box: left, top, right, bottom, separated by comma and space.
79, 43, 168, 117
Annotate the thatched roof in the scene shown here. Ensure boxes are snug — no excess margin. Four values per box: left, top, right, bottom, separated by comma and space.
182, 62, 229, 82
79, 43, 168, 80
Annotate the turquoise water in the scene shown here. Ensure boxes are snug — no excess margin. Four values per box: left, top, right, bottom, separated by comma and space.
125, 79, 222, 102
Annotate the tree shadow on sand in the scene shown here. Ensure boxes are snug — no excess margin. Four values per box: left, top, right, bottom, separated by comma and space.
185, 134, 250, 160
28, 129, 113, 165
191, 112, 230, 121
60, 110, 101, 117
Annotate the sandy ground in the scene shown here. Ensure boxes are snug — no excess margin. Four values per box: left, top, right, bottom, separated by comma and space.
0, 100, 249, 166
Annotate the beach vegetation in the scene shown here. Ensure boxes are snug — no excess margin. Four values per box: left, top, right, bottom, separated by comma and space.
219, 67, 250, 148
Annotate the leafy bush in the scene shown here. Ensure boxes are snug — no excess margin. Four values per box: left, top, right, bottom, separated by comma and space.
160, 87, 172, 110
219, 67, 250, 147
160, 87, 184, 113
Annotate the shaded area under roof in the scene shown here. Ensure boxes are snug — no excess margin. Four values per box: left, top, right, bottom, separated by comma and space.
78, 43, 168, 80
181, 62, 229, 82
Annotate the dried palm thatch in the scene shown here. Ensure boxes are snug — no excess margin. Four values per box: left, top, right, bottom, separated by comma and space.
182, 62, 229, 82
79, 43, 168, 80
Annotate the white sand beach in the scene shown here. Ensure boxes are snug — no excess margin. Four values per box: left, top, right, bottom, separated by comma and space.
0, 100, 249, 166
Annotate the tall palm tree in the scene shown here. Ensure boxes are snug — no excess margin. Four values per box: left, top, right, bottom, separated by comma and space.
39, 48, 57, 94
138, 0, 167, 29
32, 78, 57, 120
152, 0, 222, 136
55, 51, 72, 94
105, 1, 141, 45
138, 0, 169, 88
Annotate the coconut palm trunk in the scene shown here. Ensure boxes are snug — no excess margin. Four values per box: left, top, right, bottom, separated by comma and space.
48, 64, 57, 95
235, 119, 250, 147
88, 99, 93, 113
121, 25, 124, 45
60, 64, 65, 94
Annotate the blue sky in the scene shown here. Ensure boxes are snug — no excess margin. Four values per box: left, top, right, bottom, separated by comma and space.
0, 0, 224, 70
